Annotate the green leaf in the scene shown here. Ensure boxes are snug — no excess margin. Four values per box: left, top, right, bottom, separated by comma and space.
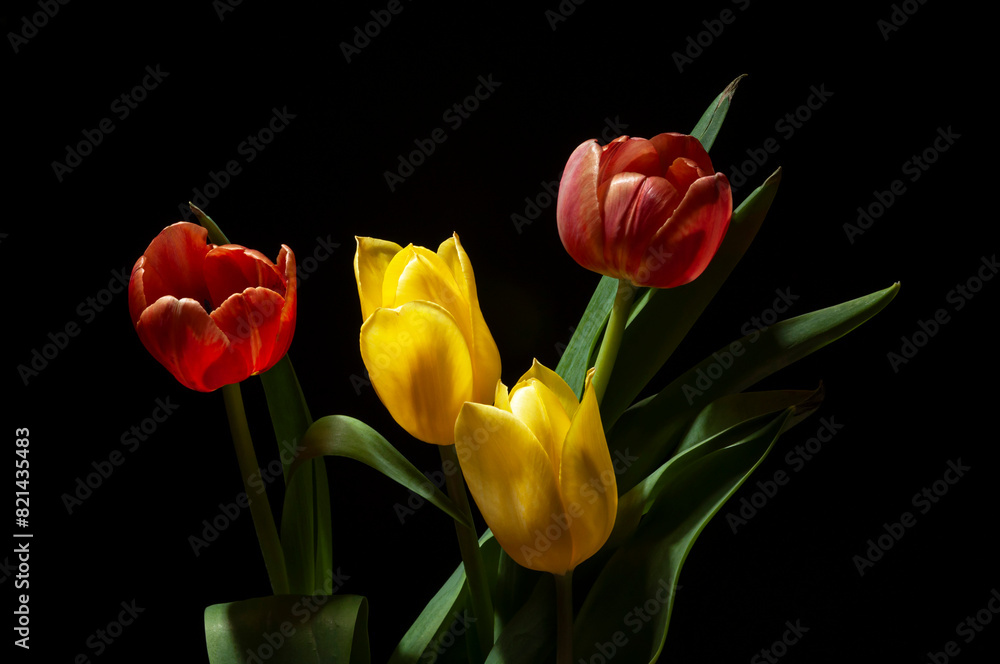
292, 415, 472, 529
484, 575, 555, 664
260, 356, 334, 596
205, 594, 370, 664
389, 532, 498, 664
607, 388, 822, 549
600, 168, 782, 430
611, 282, 899, 494
574, 409, 793, 663
555, 276, 617, 398
690, 74, 745, 152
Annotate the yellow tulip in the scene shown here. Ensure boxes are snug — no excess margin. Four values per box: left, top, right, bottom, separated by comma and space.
354, 233, 501, 445
454, 361, 617, 575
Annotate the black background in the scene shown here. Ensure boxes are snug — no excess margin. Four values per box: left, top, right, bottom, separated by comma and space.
5, 1, 996, 662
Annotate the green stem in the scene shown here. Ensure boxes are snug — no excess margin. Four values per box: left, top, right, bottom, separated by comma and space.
439, 444, 494, 662
591, 279, 637, 405
554, 571, 574, 664
222, 382, 290, 595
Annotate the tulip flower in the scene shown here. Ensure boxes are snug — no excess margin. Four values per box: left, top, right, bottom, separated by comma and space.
557, 132, 733, 289
129, 222, 297, 392
355, 234, 501, 445
454, 362, 617, 576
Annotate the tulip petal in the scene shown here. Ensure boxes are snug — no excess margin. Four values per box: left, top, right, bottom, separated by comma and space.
455, 402, 574, 574
600, 172, 682, 277
437, 234, 502, 406
132, 223, 213, 318
640, 173, 733, 288
509, 377, 573, 477
559, 372, 617, 568
360, 301, 474, 445
210, 287, 287, 376
272, 245, 298, 368
354, 237, 403, 321
649, 132, 715, 176
204, 245, 286, 309
518, 359, 580, 421
557, 140, 606, 275
598, 136, 661, 184
135, 296, 241, 392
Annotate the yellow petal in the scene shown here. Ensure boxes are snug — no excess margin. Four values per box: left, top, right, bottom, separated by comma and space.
354, 237, 403, 321
382, 245, 473, 340
438, 233, 502, 406
508, 378, 572, 478
360, 301, 473, 445
518, 358, 581, 421
494, 379, 512, 412
559, 373, 617, 569
455, 402, 574, 575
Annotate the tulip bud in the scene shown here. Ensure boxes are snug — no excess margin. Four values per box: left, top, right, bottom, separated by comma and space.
557, 132, 733, 289
354, 233, 501, 445
129, 222, 297, 392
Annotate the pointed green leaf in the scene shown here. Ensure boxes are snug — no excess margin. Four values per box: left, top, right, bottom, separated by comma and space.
390, 532, 498, 664
606, 388, 822, 550
690, 74, 745, 152
600, 168, 782, 429
292, 415, 471, 528
611, 282, 899, 494
555, 276, 617, 398
574, 410, 792, 663
205, 594, 370, 664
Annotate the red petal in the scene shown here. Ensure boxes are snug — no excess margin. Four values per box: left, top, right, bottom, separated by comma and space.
649, 133, 715, 176
272, 244, 297, 368
639, 173, 733, 288
203, 245, 286, 309
134, 223, 214, 309
557, 140, 606, 274
598, 136, 660, 184
210, 287, 288, 375
135, 296, 244, 392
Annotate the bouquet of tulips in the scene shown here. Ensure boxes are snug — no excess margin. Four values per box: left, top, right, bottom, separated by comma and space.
127, 78, 896, 663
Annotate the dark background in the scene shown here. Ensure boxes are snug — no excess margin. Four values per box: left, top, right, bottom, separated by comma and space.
5, 1, 995, 662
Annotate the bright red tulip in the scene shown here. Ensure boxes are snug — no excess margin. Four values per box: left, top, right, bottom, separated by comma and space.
557, 132, 733, 289
128, 222, 297, 392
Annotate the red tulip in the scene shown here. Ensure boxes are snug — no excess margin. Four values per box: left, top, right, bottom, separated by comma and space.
129, 222, 297, 392
556, 132, 733, 289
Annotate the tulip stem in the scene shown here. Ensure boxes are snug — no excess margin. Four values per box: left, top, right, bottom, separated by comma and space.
222, 382, 290, 596
592, 279, 636, 405
554, 570, 574, 664
439, 444, 494, 661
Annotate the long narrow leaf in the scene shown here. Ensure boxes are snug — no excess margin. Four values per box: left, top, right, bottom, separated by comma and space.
292, 415, 471, 528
